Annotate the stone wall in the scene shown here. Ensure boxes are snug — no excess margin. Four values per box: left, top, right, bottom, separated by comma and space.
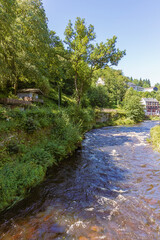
95, 109, 118, 123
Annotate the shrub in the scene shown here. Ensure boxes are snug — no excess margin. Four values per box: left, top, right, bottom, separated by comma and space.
44, 141, 66, 160
0, 120, 17, 133
87, 86, 109, 107
22, 147, 55, 169
125, 96, 145, 122
0, 161, 45, 210
6, 140, 19, 155
51, 110, 82, 151
23, 117, 40, 133
150, 125, 160, 151
7, 108, 25, 120
66, 105, 95, 132
114, 117, 134, 125
0, 107, 9, 120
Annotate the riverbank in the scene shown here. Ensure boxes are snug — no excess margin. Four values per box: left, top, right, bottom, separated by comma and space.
0, 105, 95, 211
94, 108, 136, 128
150, 124, 160, 151
0, 105, 143, 212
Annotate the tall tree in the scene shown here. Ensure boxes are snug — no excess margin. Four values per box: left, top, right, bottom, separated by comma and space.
0, 0, 50, 93
47, 31, 74, 96
64, 17, 126, 104
0, 0, 17, 89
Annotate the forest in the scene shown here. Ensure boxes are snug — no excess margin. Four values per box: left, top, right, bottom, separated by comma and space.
1, 0, 160, 108
0, 0, 125, 103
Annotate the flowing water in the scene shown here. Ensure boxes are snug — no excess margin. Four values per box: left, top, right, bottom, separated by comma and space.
1, 121, 160, 240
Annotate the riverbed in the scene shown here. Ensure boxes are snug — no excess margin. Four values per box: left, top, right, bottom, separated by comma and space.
0, 121, 160, 239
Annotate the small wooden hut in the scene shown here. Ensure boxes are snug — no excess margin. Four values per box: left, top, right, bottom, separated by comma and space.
0, 89, 44, 108
17, 89, 44, 103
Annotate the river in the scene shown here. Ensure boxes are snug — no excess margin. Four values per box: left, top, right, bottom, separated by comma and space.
1, 121, 160, 240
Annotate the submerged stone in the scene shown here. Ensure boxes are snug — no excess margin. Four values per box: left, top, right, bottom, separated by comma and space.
49, 223, 66, 234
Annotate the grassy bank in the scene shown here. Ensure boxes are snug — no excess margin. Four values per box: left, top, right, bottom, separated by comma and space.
94, 108, 135, 128
0, 105, 95, 211
150, 125, 160, 151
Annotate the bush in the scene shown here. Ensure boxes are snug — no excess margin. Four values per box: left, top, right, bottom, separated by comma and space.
125, 96, 145, 122
51, 110, 82, 153
25, 107, 54, 119
114, 117, 134, 125
23, 117, 40, 133
22, 147, 55, 169
150, 125, 160, 151
0, 161, 45, 210
5, 107, 55, 130
87, 86, 109, 107
6, 140, 19, 155
66, 105, 95, 132
7, 108, 25, 120
44, 141, 66, 160
0, 107, 9, 120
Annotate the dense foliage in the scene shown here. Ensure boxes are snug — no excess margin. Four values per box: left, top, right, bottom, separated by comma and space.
0, 0, 126, 104
123, 88, 145, 122
92, 67, 128, 106
125, 96, 145, 122
0, 105, 95, 210
0, 0, 51, 93
87, 86, 109, 107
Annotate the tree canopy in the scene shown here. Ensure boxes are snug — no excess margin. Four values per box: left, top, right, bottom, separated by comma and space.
0, 4, 128, 107
128, 77, 151, 88
0, 0, 50, 93
92, 67, 128, 106
64, 17, 126, 104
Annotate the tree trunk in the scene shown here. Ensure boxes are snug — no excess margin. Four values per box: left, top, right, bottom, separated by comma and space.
74, 72, 81, 105
14, 80, 18, 95
58, 86, 62, 108
74, 71, 78, 92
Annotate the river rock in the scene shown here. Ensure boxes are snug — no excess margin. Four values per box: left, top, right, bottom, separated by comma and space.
90, 225, 104, 232
79, 236, 89, 240
49, 223, 66, 234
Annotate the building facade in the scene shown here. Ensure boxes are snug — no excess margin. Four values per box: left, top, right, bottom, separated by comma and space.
143, 87, 158, 92
127, 83, 158, 92
141, 98, 160, 115
127, 82, 144, 92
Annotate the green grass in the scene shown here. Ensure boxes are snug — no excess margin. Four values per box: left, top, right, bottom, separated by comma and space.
150, 125, 160, 151
148, 116, 160, 121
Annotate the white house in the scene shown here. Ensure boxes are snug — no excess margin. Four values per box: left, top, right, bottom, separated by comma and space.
143, 87, 158, 92
127, 82, 144, 92
96, 77, 105, 86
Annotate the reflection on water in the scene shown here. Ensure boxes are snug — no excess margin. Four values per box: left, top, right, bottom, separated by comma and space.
1, 121, 160, 239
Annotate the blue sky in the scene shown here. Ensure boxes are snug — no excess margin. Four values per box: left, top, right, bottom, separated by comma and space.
42, 0, 160, 86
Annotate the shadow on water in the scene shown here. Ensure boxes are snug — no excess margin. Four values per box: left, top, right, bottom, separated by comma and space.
0, 120, 159, 239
